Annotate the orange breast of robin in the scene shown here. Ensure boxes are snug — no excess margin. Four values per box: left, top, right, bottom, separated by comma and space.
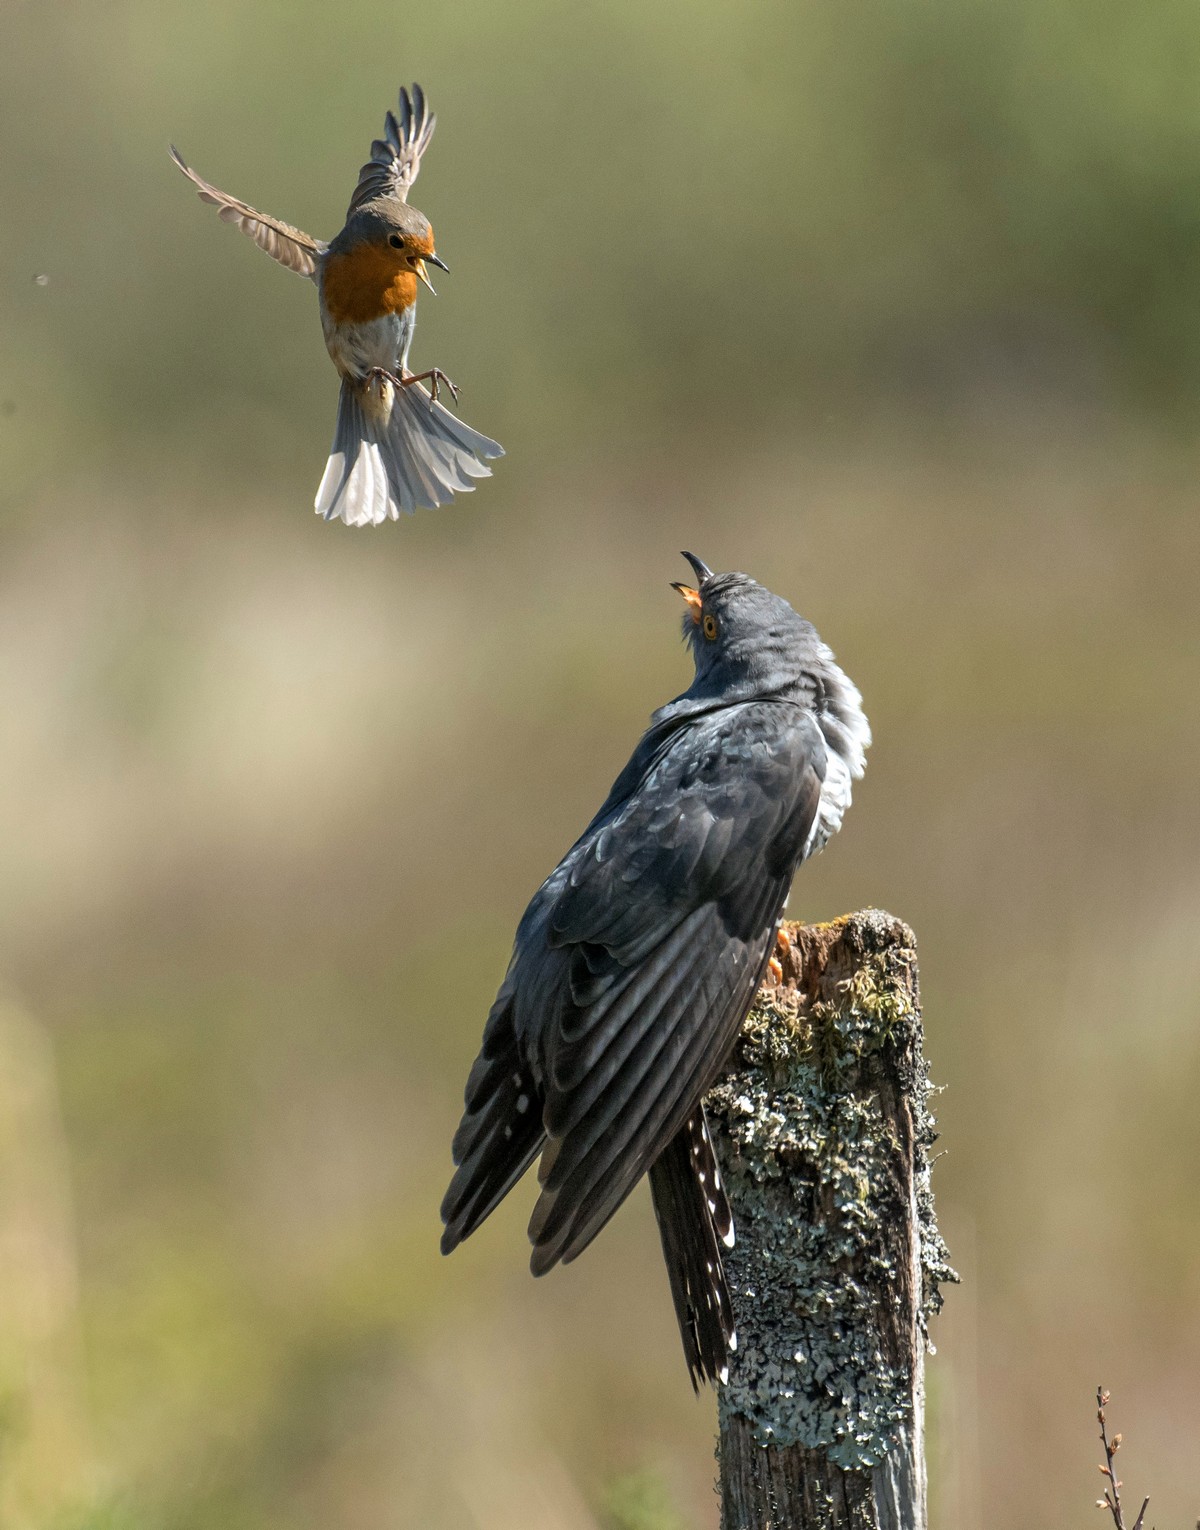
321, 243, 417, 326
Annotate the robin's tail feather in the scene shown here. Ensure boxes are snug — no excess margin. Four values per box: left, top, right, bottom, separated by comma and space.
315, 376, 503, 527
649, 1110, 737, 1390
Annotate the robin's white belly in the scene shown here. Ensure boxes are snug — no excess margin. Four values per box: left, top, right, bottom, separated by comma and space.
320, 307, 416, 381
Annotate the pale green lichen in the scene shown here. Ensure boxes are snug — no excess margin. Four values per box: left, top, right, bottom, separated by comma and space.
707, 911, 956, 1466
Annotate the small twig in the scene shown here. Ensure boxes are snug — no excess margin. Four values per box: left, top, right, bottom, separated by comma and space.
1095, 1387, 1149, 1530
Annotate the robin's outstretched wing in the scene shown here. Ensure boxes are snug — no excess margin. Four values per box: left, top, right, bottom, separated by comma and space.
527, 701, 827, 1272
169, 147, 324, 279
347, 84, 436, 215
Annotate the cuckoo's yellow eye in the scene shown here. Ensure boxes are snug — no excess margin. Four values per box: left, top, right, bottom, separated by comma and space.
702, 613, 718, 641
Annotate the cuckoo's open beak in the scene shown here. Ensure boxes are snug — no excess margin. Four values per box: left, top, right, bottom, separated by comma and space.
680, 550, 713, 587
671, 582, 703, 622
671, 552, 712, 621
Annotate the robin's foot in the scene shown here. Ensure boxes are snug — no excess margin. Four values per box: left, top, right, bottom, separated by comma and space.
401, 366, 459, 405
765, 956, 783, 988
364, 366, 405, 393
776, 927, 792, 958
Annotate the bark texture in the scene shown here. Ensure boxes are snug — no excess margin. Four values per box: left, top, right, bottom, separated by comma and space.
705, 910, 953, 1530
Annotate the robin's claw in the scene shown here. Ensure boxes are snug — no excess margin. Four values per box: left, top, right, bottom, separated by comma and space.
365, 365, 404, 392
428, 368, 459, 405
399, 366, 459, 406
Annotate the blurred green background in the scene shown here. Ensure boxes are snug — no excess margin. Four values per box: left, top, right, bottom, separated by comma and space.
2, 0, 1199, 1525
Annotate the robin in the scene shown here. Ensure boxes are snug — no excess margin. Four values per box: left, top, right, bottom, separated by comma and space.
171, 84, 503, 527
440, 553, 871, 1386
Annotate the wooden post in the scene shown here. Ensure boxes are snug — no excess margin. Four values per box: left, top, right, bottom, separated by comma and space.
705, 910, 954, 1530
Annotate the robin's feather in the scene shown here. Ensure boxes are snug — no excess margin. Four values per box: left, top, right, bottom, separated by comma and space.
169, 147, 323, 279
315, 376, 501, 526
347, 83, 436, 215
321, 246, 418, 325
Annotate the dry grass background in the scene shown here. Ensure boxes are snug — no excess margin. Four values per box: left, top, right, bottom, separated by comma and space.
1, 2, 1199, 1526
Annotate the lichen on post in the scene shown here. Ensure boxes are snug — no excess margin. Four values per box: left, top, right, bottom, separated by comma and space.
705, 909, 954, 1530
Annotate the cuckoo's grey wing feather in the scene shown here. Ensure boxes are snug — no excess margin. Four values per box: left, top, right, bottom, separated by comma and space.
552, 702, 825, 966
529, 903, 772, 1271
347, 83, 436, 214
528, 703, 826, 1273
441, 964, 547, 1254
170, 147, 324, 279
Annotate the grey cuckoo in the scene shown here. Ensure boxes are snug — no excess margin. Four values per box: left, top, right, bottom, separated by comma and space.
440, 553, 870, 1387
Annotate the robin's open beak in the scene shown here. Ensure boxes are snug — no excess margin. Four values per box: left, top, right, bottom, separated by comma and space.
414, 251, 449, 294
671, 582, 704, 623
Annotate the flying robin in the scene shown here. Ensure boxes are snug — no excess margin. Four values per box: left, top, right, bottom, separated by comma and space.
440, 553, 871, 1387
171, 84, 503, 527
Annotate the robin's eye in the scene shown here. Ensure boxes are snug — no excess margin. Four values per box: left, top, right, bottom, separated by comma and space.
388, 234, 404, 249
702, 613, 718, 641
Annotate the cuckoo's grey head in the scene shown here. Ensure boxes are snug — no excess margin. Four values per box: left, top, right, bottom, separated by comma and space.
670, 552, 871, 841
671, 552, 821, 700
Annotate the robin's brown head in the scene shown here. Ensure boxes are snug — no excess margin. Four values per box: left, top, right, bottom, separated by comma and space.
335, 200, 448, 289
323, 202, 451, 324
376, 207, 447, 293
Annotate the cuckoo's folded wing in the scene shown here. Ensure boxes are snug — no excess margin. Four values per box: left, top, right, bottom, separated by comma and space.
552, 701, 824, 968
529, 702, 826, 1272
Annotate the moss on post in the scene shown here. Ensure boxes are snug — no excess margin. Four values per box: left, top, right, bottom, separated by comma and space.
706, 910, 954, 1530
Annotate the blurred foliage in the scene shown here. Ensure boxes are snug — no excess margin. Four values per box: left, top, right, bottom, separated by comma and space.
1, 2, 1199, 1528
602, 1469, 688, 1530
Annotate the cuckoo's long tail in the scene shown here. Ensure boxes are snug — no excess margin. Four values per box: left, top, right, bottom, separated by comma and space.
315, 374, 503, 527
649, 1109, 737, 1390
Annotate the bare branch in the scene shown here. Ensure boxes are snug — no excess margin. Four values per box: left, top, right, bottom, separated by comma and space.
1095, 1388, 1150, 1530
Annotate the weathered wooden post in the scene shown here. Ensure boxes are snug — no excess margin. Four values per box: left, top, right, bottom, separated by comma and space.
705, 910, 954, 1530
